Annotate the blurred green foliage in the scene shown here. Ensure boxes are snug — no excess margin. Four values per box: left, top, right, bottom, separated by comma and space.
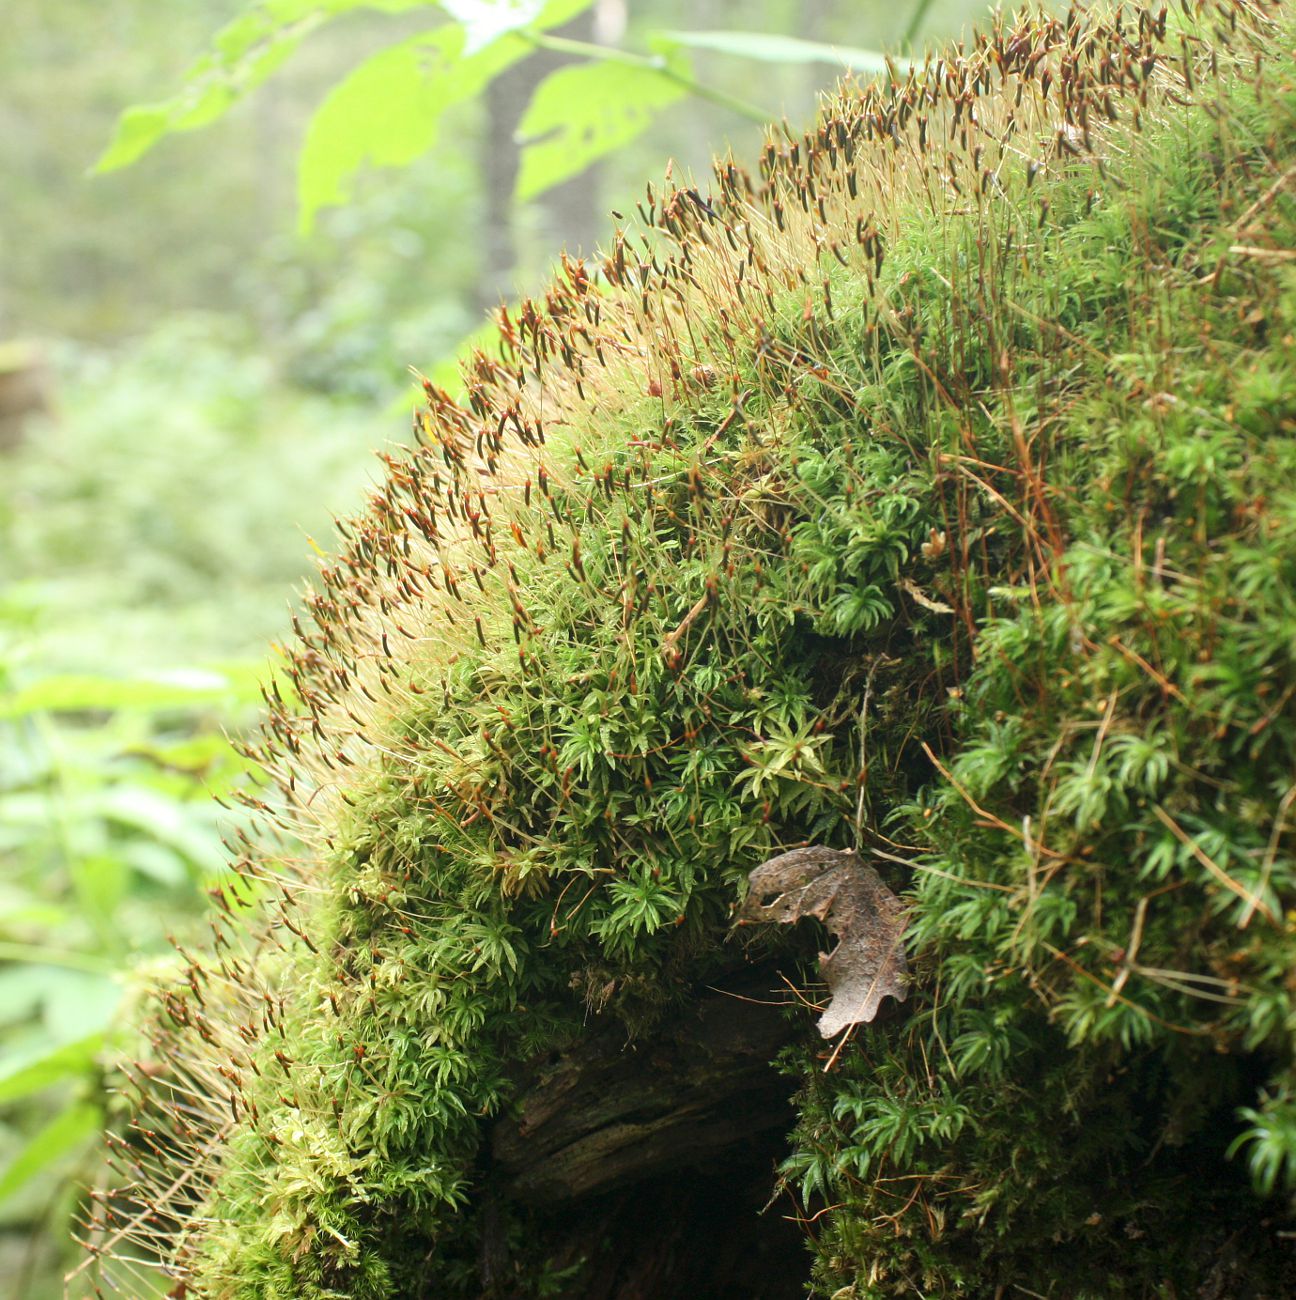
0, 634, 249, 1296
1, 327, 383, 671
0, 323, 381, 1295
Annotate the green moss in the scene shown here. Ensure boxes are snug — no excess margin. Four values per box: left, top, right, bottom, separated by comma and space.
88, 3, 1296, 1297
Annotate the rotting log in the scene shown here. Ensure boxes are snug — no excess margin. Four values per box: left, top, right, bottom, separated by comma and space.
493, 969, 798, 1202
485, 968, 809, 1299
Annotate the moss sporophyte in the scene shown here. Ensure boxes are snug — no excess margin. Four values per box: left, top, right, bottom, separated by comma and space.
76, 3, 1296, 1296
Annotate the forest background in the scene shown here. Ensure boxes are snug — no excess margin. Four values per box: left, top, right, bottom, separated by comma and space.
0, 2, 996, 1295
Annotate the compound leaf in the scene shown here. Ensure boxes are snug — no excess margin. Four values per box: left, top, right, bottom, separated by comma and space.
97, 2, 439, 172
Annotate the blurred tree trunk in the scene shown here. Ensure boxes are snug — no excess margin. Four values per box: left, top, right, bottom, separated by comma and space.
478, 4, 617, 313
474, 0, 845, 314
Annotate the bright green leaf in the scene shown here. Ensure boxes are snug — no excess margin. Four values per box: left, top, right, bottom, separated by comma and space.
515, 57, 688, 202
95, 2, 444, 173
296, 0, 592, 227
0, 669, 232, 718
96, 20, 312, 172
297, 25, 528, 231
0, 1034, 104, 1105
0, 1101, 102, 1204
95, 106, 173, 173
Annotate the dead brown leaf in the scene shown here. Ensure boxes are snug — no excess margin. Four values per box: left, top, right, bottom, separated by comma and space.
737, 846, 908, 1037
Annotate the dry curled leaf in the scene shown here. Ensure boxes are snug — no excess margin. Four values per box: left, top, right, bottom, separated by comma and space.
737, 846, 908, 1037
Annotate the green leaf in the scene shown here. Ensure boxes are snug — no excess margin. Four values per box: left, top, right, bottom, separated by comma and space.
653, 29, 893, 76
92, 786, 226, 874
0, 782, 224, 877
0, 944, 113, 976
295, 0, 591, 227
70, 854, 130, 943
95, 2, 443, 173
297, 24, 528, 231
122, 842, 191, 888
40, 971, 125, 1045
96, 12, 316, 172
0, 966, 52, 1031
0, 1101, 102, 1204
0, 1034, 103, 1105
0, 898, 74, 934
0, 668, 233, 719
515, 58, 688, 202
95, 105, 174, 173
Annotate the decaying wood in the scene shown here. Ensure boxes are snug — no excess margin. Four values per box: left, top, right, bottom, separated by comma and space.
737, 846, 909, 1037
482, 854, 905, 1296
492, 971, 797, 1203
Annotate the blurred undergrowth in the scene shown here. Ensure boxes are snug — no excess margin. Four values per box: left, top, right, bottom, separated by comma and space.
0, 322, 379, 1297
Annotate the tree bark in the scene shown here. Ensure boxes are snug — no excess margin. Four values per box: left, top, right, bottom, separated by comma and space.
484, 967, 809, 1299
493, 970, 798, 1202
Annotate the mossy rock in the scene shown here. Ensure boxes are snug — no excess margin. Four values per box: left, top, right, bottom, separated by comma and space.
85, 3, 1296, 1296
